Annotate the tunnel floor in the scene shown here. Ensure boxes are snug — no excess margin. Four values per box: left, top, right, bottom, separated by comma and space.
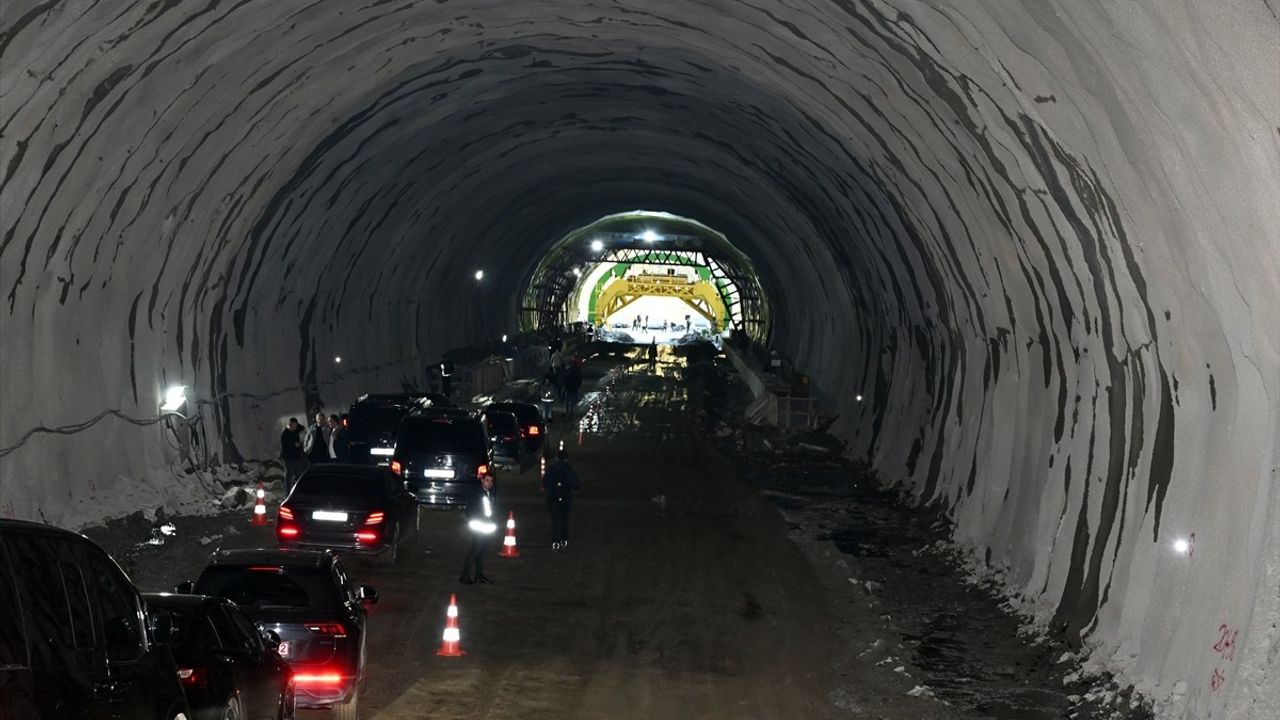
89, 346, 1146, 719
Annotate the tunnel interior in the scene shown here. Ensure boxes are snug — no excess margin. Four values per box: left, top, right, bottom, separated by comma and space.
1, 1, 1276, 715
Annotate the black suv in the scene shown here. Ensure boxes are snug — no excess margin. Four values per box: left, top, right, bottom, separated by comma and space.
0, 519, 190, 720
346, 394, 425, 465
178, 549, 376, 719
482, 401, 546, 455
393, 409, 494, 507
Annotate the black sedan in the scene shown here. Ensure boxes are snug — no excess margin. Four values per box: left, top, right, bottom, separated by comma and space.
178, 549, 375, 719
277, 464, 418, 565
482, 401, 547, 455
143, 594, 294, 720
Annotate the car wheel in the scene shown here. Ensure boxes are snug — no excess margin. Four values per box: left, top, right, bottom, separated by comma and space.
220, 695, 242, 720
332, 687, 359, 720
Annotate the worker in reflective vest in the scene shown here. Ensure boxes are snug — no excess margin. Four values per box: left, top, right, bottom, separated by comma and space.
459, 473, 497, 584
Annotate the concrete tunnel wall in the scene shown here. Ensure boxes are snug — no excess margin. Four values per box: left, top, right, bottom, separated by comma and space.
0, 1, 1276, 715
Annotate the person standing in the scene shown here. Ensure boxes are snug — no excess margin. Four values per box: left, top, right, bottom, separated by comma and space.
328, 414, 351, 462
459, 474, 498, 584
541, 448, 580, 549
304, 411, 329, 465
647, 337, 658, 365
563, 362, 582, 417
279, 418, 307, 494
540, 376, 557, 424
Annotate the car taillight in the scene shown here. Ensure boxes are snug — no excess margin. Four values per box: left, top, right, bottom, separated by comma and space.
278, 505, 294, 520
390, 460, 402, 475
305, 623, 347, 637
355, 530, 379, 543
293, 671, 345, 687
364, 511, 384, 526
177, 667, 205, 688
278, 525, 299, 538
527, 425, 540, 436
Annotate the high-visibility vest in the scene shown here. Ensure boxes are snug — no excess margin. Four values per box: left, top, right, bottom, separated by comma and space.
468, 493, 497, 534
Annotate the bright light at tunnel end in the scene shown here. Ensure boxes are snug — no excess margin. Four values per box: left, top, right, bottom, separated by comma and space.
641, 230, 659, 243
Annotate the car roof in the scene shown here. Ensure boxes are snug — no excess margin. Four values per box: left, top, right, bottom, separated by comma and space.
406, 407, 474, 421
205, 547, 333, 569
0, 519, 99, 546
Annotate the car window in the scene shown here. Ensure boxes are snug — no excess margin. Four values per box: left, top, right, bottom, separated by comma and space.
483, 412, 519, 434
225, 607, 263, 652
397, 418, 486, 454
349, 403, 408, 435
492, 405, 540, 424
330, 561, 356, 605
294, 473, 380, 499
194, 567, 340, 611
0, 541, 29, 668
74, 543, 145, 662
58, 557, 95, 650
6, 535, 82, 662
208, 605, 257, 652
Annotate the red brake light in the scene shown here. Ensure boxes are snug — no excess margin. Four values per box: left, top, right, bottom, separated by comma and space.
278, 506, 294, 520
355, 530, 379, 543
278, 525, 299, 538
390, 460, 402, 475
527, 425, 540, 436
248, 566, 284, 573
305, 623, 346, 636
177, 667, 205, 687
364, 512, 384, 526
293, 671, 345, 687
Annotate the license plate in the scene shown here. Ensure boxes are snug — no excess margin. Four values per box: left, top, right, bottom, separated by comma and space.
369, 447, 394, 456
277, 641, 290, 657
423, 469, 454, 479
312, 510, 348, 522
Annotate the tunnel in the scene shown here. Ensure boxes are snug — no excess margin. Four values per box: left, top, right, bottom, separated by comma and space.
0, 1, 1276, 716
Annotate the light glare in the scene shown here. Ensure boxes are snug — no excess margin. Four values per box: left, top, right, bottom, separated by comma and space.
1173, 538, 1190, 555
590, 239, 604, 252
474, 269, 484, 281
334, 356, 342, 363
160, 385, 187, 412
642, 230, 658, 243
855, 394, 864, 402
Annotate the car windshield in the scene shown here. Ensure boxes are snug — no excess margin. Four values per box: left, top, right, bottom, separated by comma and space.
349, 403, 408, 435
194, 567, 339, 611
294, 473, 382, 499
398, 418, 486, 454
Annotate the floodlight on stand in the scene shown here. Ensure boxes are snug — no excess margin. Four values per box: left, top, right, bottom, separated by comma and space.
590, 239, 604, 252
160, 385, 188, 413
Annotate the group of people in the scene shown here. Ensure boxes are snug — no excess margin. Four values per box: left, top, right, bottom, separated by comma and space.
279, 411, 351, 492
459, 446, 581, 584
541, 350, 584, 422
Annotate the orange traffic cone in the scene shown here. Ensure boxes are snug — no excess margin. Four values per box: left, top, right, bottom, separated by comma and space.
251, 482, 268, 526
437, 594, 465, 657
499, 511, 520, 558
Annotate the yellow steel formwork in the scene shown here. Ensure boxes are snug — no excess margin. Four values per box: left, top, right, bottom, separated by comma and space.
594, 273, 728, 329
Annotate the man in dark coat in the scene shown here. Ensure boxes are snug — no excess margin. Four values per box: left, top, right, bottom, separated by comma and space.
459, 474, 498, 584
304, 411, 329, 464
328, 414, 351, 462
279, 417, 307, 493
541, 448, 580, 550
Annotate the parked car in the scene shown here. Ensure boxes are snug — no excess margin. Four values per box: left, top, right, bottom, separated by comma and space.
143, 593, 294, 720
276, 464, 418, 565
479, 408, 529, 471
177, 549, 375, 720
0, 519, 191, 720
481, 401, 546, 455
393, 409, 494, 508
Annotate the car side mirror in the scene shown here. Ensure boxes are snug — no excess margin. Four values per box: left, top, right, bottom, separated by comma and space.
357, 585, 378, 605
174, 580, 195, 594
257, 625, 281, 648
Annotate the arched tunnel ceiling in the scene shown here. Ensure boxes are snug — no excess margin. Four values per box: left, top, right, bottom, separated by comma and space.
1, 1, 1277, 713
